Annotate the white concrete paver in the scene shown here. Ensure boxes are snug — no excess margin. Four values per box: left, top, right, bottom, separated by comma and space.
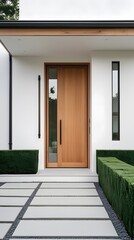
0, 223, 12, 239
23, 206, 109, 219
1, 183, 38, 189
36, 188, 98, 196
0, 181, 120, 239
0, 197, 28, 206
41, 182, 95, 188
0, 207, 22, 221
0, 176, 98, 182
0, 189, 34, 196
31, 196, 103, 206
13, 220, 118, 237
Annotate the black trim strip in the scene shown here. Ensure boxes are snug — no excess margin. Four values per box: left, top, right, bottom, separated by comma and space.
0, 221, 13, 224
1, 20, 134, 28
38, 75, 41, 138
9, 54, 12, 150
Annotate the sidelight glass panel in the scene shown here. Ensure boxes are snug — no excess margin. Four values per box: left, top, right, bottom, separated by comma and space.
112, 62, 120, 140
48, 68, 58, 162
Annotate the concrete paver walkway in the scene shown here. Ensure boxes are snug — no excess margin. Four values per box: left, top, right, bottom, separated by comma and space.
0, 182, 130, 239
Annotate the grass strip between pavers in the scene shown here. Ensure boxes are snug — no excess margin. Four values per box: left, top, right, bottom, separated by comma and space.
97, 157, 134, 237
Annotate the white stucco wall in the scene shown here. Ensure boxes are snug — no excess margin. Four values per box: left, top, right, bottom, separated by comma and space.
12, 51, 134, 171
20, 0, 134, 20
0, 44, 9, 150
12, 57, 45, 169
91, 51, 134, 171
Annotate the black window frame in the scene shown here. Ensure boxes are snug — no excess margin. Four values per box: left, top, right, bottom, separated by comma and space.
112, 61, 120, 141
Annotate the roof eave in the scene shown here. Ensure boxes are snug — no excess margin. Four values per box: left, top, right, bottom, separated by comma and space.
1, 20, 134, 28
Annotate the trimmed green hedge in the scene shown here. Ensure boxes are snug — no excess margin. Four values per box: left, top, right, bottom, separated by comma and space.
97, 157, 134, 237
96, 150, 134, 166
0, 150, 39, 174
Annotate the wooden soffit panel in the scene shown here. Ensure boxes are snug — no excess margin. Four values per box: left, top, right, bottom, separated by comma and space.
1, 28, 134, 36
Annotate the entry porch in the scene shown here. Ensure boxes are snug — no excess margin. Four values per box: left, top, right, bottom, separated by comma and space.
0, 168, 98, 182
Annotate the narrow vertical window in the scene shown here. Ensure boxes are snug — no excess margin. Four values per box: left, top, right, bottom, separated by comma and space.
48, 68, 58, 162
112, 62, 120, 140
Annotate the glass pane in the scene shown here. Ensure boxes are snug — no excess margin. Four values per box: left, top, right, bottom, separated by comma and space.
112, 62, 120, 140
48, 68, 57, 162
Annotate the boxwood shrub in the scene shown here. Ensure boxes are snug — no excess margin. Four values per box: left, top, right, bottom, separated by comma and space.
97, 156, 134, 237
96, 150, 134, 166
0, 150, 39, 174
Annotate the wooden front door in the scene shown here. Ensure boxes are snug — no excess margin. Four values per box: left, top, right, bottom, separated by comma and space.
46, 65, 88, 168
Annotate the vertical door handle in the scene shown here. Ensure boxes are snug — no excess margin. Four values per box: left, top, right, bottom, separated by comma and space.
60, 120, 62, 144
